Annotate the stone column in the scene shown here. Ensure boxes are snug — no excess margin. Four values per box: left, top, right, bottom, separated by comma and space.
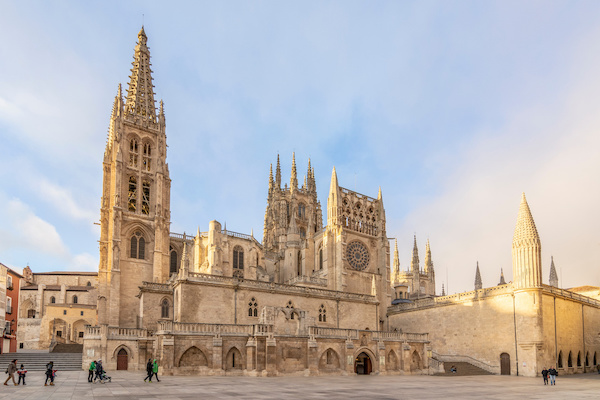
402, 343, 411, 373
265, 336, 277, 376
307, 338, 319, 374
212, 336, 224, 375
378, 341, 386, 374
345, 339, 355, 374
246, 337, 257, 374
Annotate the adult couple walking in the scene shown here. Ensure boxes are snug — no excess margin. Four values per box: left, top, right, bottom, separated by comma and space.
144, 359, 160, 382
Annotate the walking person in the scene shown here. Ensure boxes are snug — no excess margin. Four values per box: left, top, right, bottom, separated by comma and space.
3, 359, 17, 386
17, 364, 27, 385
94, 359, 103, 383
151, 359, 160, 382
88, 360, 96, 383
44, 361, 55, 386
144, 358, 153, 382
548, 366, 557, 385
541, 367, 548, 385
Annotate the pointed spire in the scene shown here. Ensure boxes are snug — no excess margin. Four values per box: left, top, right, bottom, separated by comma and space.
290, 152, 298, 190
303, 175, 307, 190
424, 239, 433, 274
378, 186, 382, 200
475, 262, 482, 290
393, 239, 400, 283
441, 283, 446, 296
498, 268, 506, 285
275, 154, 282, 189
268, 163, 274, 193
549, 256, 559, 287
125, 26, 157, 123
410, 235, 420, 273
196, 226, 201, 238
107, 84, 123, 147
327, 166, 341, 227
251, 228, 254, 237
512, 193, 542, 289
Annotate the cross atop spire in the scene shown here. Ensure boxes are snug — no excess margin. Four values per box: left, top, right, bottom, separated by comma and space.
125, 27, 157, 123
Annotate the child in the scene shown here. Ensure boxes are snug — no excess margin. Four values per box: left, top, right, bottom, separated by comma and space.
17, 364, 27, 385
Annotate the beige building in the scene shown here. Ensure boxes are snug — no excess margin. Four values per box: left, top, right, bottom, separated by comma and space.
388, 194, 600, 377
17, 268, 97, 350
84, 27, 429, 376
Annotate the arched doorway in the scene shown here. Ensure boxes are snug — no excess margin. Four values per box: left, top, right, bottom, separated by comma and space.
117, 348, 128, 370
500, 353, 510, 375
354, 352, 372, 375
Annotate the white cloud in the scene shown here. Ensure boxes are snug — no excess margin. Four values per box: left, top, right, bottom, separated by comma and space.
36, 178, 97, 223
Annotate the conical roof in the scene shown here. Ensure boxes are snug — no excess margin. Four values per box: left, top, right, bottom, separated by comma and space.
513, 193, 540, 244
125, 26, 157, 122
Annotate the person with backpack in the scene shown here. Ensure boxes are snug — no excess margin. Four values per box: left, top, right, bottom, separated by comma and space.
17, 364, 27, 385
88, 360, 96, 383
3, 359, 17, 386
44, 361, 55, 386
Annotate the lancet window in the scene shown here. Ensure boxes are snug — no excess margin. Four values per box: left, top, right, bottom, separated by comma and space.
141, 180, 151, 215
248, 297, 258, 317
161, 298, 169, 318
130, 231, 145, 259
128, 176, 137, 212
129, 139, 139, 167
170, 246, 178, 275
319, 246, 323, 270
297, 251, 302, 276
233, 246, 244, 278
73, 296, 78, 304
319, 304, 326, 322
143, 143, 151, 171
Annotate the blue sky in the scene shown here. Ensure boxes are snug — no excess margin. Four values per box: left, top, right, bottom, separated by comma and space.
0, 1, 598, 294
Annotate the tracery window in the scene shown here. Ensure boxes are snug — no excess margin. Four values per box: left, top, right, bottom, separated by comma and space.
248, 297, 258, 317
233, 246, 244, 278
141, 180, 151, 215
170, 246, 178, 275
286, 300, 295, 319
319, 304, 326, 322
130, 231, 145, 259
298, 203, 306, 219
161, 298, 169, 318
143, 143, 151, 171
128, 176, 137, 212
129, 139, 139, 167
50, 296, 55, 304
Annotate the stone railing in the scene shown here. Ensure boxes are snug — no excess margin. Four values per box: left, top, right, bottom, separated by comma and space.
84, 325, 148, 340
85, 325, 102, 339
431, 351, 499, 374
141, 282, 172, 292
542, 285, 600, 307
286, 275, 328, 287
170, 232, 199, 241
157, 321, 271, 337
222, 229, 263, 247
186, 272, 377, 303
309, 327, 359, 339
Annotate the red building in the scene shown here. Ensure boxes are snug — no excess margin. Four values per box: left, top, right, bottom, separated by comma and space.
2, 268, 22, 353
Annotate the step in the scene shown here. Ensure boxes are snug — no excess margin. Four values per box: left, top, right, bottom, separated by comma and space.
435, 361, 494, 376
0, 352, 83, 371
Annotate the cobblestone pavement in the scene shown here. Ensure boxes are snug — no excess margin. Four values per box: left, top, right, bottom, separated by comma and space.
1, 371, 599, 399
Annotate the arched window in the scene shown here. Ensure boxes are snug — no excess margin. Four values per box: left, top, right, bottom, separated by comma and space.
298, 203, 305, 219
86, 281, 91, 287
297, 251, 302, 276
594, 352, 597, 366
73, 296, 78, 304
129, 139, 139, 167
141, 180, 151, 215
50, 296, 56, 304
233, 246, 244, 278
130, 231, 145, 259
286, 300, 295, 319
161, 299, 169, 318
568, 351, 573, 368
319, 304, 326, 322
558, 351, 563, 368
248, 297, 257, 317
577, 351, 582, 367
586, 352, 589, 367
143, 143, 151, 171
170, 246, 178, 275
128, 176, 137, 212
300, 227, 306, 239
319, 246, 323, 270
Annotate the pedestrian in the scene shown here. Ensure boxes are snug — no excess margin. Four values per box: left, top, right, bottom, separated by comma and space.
94, 359, 103, 383
152, 359, 160, 382
548, 365, 557, 385
88, 360, 96, 382
450, 365, 457, 374
3, 359, 17, 386
541, 367, 548, 385
144, 358, 153, 382
17, 364, 27, 385
44, 361, 55, 386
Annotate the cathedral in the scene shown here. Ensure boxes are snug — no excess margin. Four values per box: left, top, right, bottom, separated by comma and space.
83, 27, 429, 376
76, 28, 600, 378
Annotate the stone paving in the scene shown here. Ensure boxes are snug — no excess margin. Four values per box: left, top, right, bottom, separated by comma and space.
1, 371, 600, 399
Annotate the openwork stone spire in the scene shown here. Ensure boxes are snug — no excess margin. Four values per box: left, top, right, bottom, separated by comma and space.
498, 268, 506, 285
268, 164, 274, 194
512, 193, 542, 289
125, 26, 157, 123
290, 152, 298, 190
424, 239, 433, 274
393, 239, 400, 281
549, 256, 559, 287
474, 262, 482, 290
410, 235, 420, 273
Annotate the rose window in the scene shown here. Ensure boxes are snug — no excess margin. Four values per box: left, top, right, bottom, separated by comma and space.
346, 241, 369, 270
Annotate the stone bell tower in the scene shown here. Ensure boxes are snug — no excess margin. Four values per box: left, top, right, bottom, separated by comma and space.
98, 27, 171, 328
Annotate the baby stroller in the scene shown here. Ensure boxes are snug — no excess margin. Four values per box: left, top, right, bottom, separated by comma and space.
97, 370, 111, 383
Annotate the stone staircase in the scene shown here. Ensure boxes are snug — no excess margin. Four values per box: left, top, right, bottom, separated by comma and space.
0, 352, 83, 371
436, 361, 494, 376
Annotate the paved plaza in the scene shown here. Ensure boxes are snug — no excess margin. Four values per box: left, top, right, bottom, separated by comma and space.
1, 371, 599, 399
